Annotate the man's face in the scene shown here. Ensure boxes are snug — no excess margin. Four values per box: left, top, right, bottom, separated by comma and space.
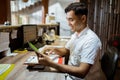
66, 10, 85, 33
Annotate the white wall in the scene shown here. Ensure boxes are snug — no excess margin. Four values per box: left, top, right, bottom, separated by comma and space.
25, 0, 74, 36
48, 0, 74, 36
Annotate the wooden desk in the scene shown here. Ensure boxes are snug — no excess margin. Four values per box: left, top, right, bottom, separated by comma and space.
0, 36, 69, 80
0, 52, 65, 80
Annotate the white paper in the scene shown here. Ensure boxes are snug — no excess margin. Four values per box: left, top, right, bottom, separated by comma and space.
24, 56, 38, 64
24, 54, 60, 64
0, 64, 11, 75
11, 30, 17, 39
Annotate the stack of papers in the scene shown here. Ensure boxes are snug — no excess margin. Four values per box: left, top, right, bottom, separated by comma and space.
24, 54, 63, 65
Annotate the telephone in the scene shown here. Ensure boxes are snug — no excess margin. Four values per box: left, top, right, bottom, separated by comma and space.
43, 33, 51, 40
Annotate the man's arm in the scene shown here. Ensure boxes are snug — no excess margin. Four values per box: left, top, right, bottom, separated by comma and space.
50, 61, 92, 78
53, 47, 70, 56
53, 48, 70, 64
38, 49, 91, 78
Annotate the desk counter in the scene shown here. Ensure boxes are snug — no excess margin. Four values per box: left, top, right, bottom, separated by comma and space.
0, 52, 65, 80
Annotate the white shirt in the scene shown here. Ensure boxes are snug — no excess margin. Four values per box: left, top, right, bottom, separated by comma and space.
65, 26, 106, 80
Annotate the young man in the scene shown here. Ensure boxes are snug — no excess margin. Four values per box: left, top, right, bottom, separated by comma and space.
38, 2, 106, 80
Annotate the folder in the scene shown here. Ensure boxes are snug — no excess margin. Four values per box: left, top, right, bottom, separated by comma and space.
0, 64, 15, 80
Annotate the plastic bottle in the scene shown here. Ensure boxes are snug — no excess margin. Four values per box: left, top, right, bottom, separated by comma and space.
45, 14, 50, 24
50, 29, 55, 41
49, 13, 56, 24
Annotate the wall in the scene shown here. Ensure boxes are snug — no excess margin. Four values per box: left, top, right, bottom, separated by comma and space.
48, 0, 74, 36
87, 0, 120, 52
0, 0, 11, 24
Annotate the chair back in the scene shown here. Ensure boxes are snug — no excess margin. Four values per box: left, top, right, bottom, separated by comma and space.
101, 47, 118, 80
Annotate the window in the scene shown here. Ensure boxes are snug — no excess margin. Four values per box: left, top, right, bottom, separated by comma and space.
10, 0, 42, 25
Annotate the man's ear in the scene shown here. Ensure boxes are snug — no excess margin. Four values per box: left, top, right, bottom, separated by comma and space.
81, 15, 87, 23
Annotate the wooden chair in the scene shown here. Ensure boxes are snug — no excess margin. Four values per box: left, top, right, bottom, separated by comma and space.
101, 47, 118, 80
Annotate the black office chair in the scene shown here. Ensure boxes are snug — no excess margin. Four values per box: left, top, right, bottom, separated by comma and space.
101, 47, 118, 80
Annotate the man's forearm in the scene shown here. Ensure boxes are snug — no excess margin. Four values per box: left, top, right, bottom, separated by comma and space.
54, 48, 69, 56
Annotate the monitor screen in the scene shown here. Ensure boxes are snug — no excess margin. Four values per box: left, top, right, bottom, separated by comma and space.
21, 25, 37, 48
23, 25, 37, 44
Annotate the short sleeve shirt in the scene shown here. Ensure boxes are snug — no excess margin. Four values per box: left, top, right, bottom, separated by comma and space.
65, 26, 104, 80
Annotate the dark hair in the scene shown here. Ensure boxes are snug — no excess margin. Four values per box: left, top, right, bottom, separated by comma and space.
65, 2, 88, 16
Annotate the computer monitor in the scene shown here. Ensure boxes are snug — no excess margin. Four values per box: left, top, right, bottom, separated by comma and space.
19, 25, 37, 48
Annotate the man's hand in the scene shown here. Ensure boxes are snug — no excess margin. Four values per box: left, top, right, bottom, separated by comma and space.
43, 47, 56, 55
36, 52, 53, 66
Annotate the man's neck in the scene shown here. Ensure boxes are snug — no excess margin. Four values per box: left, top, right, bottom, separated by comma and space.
76, 23, 87, 35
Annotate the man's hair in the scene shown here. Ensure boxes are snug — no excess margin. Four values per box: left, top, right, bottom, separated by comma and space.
65, 2, 88, 16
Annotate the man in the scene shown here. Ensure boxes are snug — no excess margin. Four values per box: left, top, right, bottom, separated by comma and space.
38, 2, 106, 80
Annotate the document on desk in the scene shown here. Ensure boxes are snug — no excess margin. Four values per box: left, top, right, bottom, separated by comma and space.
24, 45, 64, 65
24, 56, 38, 64
24, 54, 63, 65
